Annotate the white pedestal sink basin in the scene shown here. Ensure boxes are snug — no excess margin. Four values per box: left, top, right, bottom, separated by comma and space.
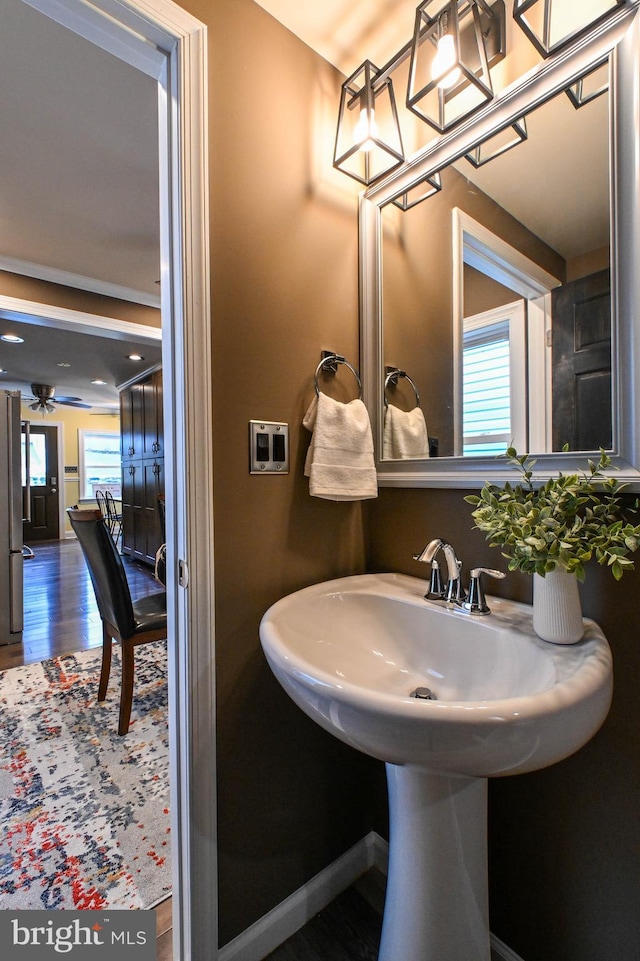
259, 572, 613, 961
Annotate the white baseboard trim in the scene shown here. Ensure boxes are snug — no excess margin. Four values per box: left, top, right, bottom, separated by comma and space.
491, 933, 526, 961
217, 831, 524, 961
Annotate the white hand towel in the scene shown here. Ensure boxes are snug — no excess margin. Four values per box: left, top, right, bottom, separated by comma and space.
303, 392, 378, 501
383, 405, 430, 459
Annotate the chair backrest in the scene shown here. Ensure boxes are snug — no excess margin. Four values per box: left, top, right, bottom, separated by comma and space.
96, 490, 108, 519
105, 490, 120, 522
67, 508, 136, 639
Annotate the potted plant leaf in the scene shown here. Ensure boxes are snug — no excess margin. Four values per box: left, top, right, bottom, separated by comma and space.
465, 448, 640, 643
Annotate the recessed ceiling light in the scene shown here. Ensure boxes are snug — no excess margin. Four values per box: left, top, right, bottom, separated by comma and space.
57, 362, 71, 368
1, 334, 24, 344
128, 353, 144, 361
91, 379, 108, 385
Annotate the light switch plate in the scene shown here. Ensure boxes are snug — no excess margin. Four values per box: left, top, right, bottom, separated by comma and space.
249, 420, 289, 474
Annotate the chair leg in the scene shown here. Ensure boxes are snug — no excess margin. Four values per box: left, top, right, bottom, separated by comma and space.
98, 624, 113, 702
119, 640, 135, 736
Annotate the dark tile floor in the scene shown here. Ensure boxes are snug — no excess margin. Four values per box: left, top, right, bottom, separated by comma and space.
262, 868, 505, 961
264, 881, 383, 961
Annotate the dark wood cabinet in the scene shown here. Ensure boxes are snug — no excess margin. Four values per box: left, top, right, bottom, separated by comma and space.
120, 370, 164, 566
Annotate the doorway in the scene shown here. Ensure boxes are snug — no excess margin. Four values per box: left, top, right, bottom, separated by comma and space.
23, 423, 60, 542
12, 2, 215, 958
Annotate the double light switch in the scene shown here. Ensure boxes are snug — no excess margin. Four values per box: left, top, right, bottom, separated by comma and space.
249, 420, 289, 473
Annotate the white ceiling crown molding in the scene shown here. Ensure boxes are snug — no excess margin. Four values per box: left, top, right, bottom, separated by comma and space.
0, 255, 161, 308
0, 291, 162, 341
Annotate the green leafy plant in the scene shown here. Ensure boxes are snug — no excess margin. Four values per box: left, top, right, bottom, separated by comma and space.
465, 448, 640, 581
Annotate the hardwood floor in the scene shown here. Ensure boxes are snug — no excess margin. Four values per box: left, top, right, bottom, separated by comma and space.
0, 537, 159, 669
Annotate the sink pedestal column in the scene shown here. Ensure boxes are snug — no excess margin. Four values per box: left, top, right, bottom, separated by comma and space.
379, 764, 490, 961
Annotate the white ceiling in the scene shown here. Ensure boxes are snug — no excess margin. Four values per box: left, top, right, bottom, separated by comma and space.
0, 0, 609, 408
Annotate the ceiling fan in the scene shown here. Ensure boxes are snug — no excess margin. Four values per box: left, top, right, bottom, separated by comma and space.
27, 383, 91, 413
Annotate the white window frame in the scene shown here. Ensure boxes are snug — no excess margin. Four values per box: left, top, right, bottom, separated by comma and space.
462, 300, 527, 455
78, 428, 121, 501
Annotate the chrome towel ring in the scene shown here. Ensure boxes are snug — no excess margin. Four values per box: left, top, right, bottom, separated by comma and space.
384, 367, 421, 409
314, 352, 363, 399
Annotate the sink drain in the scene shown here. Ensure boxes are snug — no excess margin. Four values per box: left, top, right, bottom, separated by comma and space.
411, 686, 437, 700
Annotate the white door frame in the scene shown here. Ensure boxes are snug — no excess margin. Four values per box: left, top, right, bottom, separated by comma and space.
453, 208, 562, 456
19, 1, 216, 958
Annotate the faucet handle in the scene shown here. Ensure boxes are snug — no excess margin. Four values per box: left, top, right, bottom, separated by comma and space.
425, 560, 445, 600
460, 568, 506, 615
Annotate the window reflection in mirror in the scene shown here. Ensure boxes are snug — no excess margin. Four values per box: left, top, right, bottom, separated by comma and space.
380, 61, 610, 460
462, 300, 526, 456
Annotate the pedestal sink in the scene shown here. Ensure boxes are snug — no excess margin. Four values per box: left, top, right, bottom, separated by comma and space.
259, 572, 613, 961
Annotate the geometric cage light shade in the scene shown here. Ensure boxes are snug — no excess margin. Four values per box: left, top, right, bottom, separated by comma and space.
565, 59, 609, 108
513, 0, 626, 58
407, 0, 505, 134
464, 116, 527, 167
334, 60, 405, 187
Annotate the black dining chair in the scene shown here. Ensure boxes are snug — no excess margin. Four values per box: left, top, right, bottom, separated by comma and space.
96, 489, 108, 521
105, 491, 123, 546
67, 508, 167, 735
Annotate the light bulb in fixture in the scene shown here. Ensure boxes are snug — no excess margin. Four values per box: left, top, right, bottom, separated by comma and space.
354, 107, 379, 152
432, 33, 461, 89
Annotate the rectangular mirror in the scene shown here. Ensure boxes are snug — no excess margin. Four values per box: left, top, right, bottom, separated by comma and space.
360, 4, 640, 487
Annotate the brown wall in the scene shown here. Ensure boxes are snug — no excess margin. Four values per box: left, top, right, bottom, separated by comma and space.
464, 264, 523, 316
180, 0, 378, 945
366, 487, 640, 961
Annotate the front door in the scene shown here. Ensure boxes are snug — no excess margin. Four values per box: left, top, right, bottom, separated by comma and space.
23, 424, 60, 542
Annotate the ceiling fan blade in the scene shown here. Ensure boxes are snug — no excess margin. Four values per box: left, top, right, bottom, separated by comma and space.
52, 394, 84, 403
58, 399, 92, 409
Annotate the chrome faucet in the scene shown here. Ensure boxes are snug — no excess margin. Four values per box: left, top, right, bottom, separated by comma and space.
413, 540, 507, 613
413, 538, 466, 604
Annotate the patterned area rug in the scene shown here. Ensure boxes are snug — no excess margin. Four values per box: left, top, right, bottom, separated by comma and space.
0, 641, 171, 910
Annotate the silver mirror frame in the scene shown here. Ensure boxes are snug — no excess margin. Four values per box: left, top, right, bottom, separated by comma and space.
360, 2, 640, 488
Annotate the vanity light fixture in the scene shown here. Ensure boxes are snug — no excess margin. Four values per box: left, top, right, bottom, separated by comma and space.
407, 0, 506, 133
334, 60, 405, 186
513, 0, 626, 58
392, 171, 443, 210
333, 1, 505, 187
465, 116, 528, 167
565, 60, 609, 108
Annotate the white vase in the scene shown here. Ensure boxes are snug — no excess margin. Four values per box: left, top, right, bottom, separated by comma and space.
533, 569, 584, 644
